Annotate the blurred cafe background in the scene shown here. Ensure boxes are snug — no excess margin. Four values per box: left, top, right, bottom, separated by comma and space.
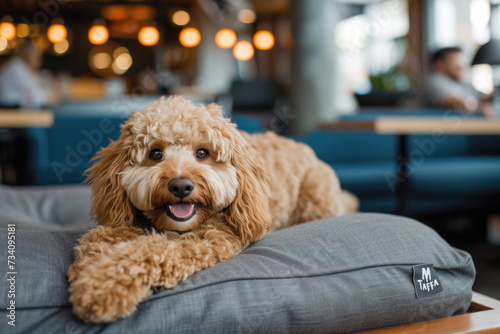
1, 1, 500, 297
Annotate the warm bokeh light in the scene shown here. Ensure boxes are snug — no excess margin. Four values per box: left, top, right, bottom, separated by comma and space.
113, 46, 129, 58
138, 26, 159, 46
112, 61, 125, 75
48, 24, 67, 44
215, 29, 237, 49
88, 25, 109, 45
115, 53, 133, 70
54, 39, 69, 54
92, 52, 112, 69
237, 9, 256, 24
172, 10, 190, 26
179, 27, 201, 47
0, 37, 7, 51
0, 22, 16, 41
88, 41, 130, 77
112, 53, 133, 75
233, 41, 254, 61
16, 23, 30, 38
253, 30, 275, 50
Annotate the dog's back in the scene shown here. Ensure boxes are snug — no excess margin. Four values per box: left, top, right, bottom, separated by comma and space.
244, 131, 357, 230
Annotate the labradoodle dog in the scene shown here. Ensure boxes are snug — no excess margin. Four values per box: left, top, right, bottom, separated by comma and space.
68, 96, 358, 322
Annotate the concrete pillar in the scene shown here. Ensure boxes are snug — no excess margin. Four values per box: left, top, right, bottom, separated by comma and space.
290, 0, 342, 135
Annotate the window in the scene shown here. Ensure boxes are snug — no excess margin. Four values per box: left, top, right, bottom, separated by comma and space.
335, 0, 409, 94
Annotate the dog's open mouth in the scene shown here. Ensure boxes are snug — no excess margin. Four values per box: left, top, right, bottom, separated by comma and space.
167, 202, 196, 222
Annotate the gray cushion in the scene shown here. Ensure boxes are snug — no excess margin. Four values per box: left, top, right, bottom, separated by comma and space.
0, 184, 94, 231
0, 194, 474, 334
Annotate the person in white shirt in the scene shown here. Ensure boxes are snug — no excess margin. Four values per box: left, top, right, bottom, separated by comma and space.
0, 40, 60, 109
426, 47, 492, 115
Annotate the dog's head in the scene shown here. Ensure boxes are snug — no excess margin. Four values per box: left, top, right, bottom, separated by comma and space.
86, 96, 272, 243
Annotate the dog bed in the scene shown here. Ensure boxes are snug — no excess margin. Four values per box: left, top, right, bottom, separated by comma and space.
0, 185, 474, 333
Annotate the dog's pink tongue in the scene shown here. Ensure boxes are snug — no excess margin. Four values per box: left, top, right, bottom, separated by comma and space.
169, 203, 194, 219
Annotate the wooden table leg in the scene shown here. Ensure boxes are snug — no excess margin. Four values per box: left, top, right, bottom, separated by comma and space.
396, 134, 410, 215
0, 141, 6, 184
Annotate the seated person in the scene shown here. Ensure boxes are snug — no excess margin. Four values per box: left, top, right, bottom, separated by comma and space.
426, 47, 492, 115
0, 39, 60, 109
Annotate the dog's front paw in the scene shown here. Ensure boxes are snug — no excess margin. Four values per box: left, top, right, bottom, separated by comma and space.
68, 260, 153, 322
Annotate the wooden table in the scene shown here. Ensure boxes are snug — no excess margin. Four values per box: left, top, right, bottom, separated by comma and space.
320, 117, 500, 134
0, 109, 54, 184
320, 116, 500, 215
358, 291, 500, 333
0, 109, 54, 128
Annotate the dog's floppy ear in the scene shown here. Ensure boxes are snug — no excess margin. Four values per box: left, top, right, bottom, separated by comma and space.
85, 138, 135, 228
226, 134, 273, 244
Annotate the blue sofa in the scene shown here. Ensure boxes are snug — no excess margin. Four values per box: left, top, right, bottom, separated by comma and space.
24, 106, 500, 216
296, 130, 500, 215
296, 110, 500, 215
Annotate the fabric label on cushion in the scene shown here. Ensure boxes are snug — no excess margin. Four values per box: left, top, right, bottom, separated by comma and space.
412, 264, 443, 298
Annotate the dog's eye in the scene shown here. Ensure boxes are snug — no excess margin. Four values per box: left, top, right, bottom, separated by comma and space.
149, 149, 163, 161
195, 149, 209, 160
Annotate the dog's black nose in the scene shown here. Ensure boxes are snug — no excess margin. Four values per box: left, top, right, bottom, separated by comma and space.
168, 178, 194, 198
